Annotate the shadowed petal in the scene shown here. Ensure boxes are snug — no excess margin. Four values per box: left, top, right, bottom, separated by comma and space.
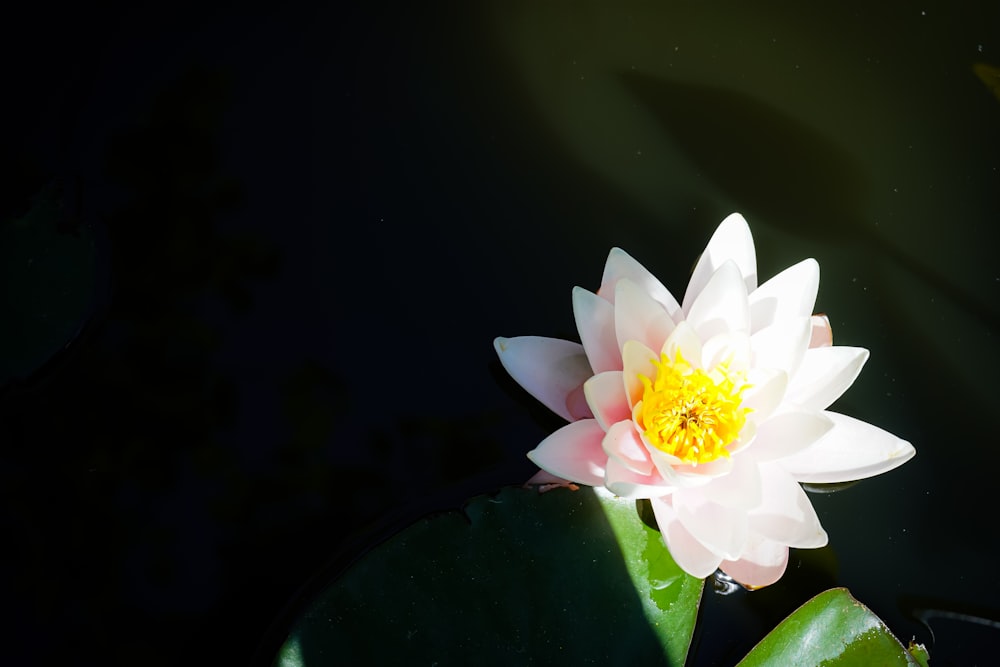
779, 412, 915, 483
719, 535, 789, 589
750, 316, 812, 377
614, 278, 676, 354
605, 457, 670, 499
573, 287, 621, 374
750, 411, 834, 462
683, 213, 757, 313
685, 261, 750, 341
584, 371, 631, 430
809, 314, 833, 348
673, 487, 749, 560
527, 420, 607, 486
785, 346, 869, 411
599, 247, 682, 319
651, 495, 724, 578
494, 336, 593, 422
749, 463, 828, 548
622, 339, 658, 407
748, 258, 819, 333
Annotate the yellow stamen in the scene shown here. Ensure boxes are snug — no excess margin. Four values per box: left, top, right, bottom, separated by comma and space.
637, 351, 750, 465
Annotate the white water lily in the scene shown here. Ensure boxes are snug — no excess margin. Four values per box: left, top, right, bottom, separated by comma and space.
495, 214, 914, 588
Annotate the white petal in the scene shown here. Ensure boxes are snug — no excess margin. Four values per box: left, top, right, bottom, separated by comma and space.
779, 412, 915, 483
650, 495, 724, 578
683, 213, 757, 313
660, 320, 704, 368
526, 420, 607, 487
673, 487, 749, 560
494, 336, 593, 422
685, 261, 751, 341
601, 420, 654, 475
749, 463, 829, 548
614, 279, 676, 354
605, 457, 670, 499
584, 371, 631, 431
701, 331, 751, 374
750, 316, 812, 377
750, 411, 834, 462
622, 339, 658, 408
699, 454, 762, 508
573, 287, 621, 374
748, 258, 819, 333
742, 368, 788, 424
719, 535, 789, 588
785, 346, 869, 411
598, 247, 683, 320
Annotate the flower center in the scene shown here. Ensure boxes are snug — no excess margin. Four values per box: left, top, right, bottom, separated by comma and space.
637, 352, 750, 465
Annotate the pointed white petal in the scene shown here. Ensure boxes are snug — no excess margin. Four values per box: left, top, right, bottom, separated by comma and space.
809, 314, 833, 348
749, 463, 829, 548
526, 420, 607, 486
685, 261, 751, 341
701, 331, 751, 374
785, 346, 869, 411
650, 495, 724, 578
584, 371, 631, 431
674, 487, 749, 560
719, 535, 789, 589
605, 457, 671, 499
742, 368, 788, 424
573, 287, 621, 374
699, 454, 762, 508
602, 420, 654, 475
750, 411, 834, 462
599, 247, 682, 320
494, 336, 593, 422
748, 258, 819, 333
750, 316, 812, 377
614, 278, 676, 354
660, 320, 704, 368
683, 214, 757, 313
779, 412, 915, 483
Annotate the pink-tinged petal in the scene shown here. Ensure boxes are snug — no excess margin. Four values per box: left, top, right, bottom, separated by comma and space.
605, 457, 671, 499
494, 336, 593, 422
683, 213, 757, 313
584, 371, 631, 431
622, 339, 658, 407
699, 454, 762, 508
719, 535, 789, 589
599, 248, 683, 320
660, 320, 704, 369
526, 419, 607, 487
650, 495, 724, 578
602, 420, 654, 475
779, 412, 915, 483
573, 287, 622, 374
614, 279, 676, 354
525, 469, 574, 486
565, 382, 593, 421
750, 316, 812, 377
742, 368, 788, 424
673, 487, 749, 560
809, 314, 833, 348
748, 258, 819, 333
749, 463, 828, 548
685, 261, 751, 341
750, 411, 834, 462
785, 346, 869, 411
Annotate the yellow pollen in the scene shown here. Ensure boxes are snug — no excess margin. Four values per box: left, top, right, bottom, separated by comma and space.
637, 351, 750, 465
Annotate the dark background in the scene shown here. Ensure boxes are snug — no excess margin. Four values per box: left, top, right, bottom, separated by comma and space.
2, 2, 999, 665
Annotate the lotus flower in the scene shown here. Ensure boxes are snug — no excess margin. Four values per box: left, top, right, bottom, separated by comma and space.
494, 214, 915, 588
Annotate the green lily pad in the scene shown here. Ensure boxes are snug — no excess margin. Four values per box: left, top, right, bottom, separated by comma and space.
737, 587, 926, 666
272, 486, 703, 666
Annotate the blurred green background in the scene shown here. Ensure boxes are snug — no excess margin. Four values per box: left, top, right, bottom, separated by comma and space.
1, 1, 997, 665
